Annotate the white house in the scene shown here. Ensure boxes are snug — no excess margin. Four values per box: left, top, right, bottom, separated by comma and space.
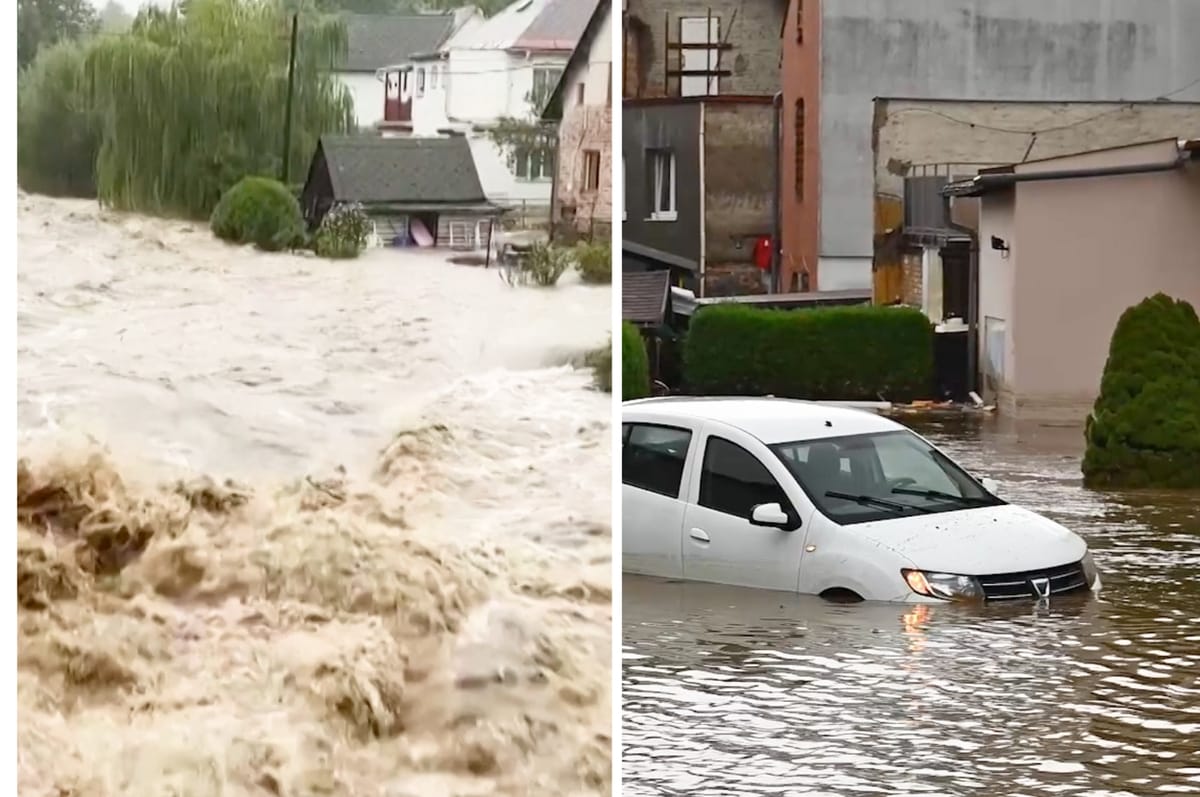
333, 11, 470, 129
379, 0, 599, 211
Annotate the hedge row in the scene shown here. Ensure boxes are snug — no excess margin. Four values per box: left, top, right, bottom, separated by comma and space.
622, 322, 651, 401
1083, 293, 1200, 489
682, 304, 934, 401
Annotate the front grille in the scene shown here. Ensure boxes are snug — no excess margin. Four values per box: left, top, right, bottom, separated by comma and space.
977, 561, 1090, 601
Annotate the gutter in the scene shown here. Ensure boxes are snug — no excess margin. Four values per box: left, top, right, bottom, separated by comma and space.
698, 102, 707, 298
943, 149, 1188, 197
771, 91, 782, 294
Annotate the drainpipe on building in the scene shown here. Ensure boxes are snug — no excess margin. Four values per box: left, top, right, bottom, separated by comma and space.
698, 102, 707, 298
771, 92, 782, 295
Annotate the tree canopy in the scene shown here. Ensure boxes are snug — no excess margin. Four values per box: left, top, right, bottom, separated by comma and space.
17, 0, 98, 71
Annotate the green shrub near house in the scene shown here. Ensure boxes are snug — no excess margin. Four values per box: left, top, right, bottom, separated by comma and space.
575, 240, 612, 284
315, 202, 371, 259
1082, 293, 1200, 489
210, 176, 305, 252
584, 344, 612, 393
683, 304, 934, 401
524, 242, 573, 287
623, 322, 651, 401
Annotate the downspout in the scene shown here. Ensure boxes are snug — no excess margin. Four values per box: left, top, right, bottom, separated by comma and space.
771, 91, 782, 294
698, 101, 707, 298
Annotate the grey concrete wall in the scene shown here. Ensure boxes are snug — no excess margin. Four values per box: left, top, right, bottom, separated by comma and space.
624, 103, 702, 264
704, 103, 776, 267
821, 0, 1200, 261
625, 0, 787, 98
874, 100, 1200, 201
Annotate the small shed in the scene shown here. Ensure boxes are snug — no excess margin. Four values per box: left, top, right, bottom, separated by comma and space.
300, 135, 502, 249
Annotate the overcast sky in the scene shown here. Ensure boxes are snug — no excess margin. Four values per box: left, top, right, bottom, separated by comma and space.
89, 0, 170, 13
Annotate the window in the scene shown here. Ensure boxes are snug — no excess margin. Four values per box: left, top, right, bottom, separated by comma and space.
647, 149, 676, 221
623, 424, 693, 499
576, 81, 586, 105
679, 16, 721, 96
794, 98, 805, 200
430, 65, 439, 89
796, 0, 804, 43
416, 67, 426, 98
770, 430, 1003, 526
583, 150, 601, 192
515, 147, 553, 181
699, 437, 794, 520
531, 66, 563, 109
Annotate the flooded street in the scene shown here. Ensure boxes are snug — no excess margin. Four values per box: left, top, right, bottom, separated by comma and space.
17, 193, 612, 796
623, 416, 1200, 796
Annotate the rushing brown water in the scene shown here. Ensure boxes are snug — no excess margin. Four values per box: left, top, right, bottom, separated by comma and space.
622, 415, 1200, 796
17, 194, 613, 796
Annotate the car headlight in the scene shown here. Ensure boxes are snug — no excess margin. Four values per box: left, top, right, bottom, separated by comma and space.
1080, 551, 1099, 587
902, 569, 983, 601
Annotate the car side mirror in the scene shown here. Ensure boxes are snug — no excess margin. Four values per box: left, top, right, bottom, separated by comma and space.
980, 477, 1001, 496
750, 502, 797, 531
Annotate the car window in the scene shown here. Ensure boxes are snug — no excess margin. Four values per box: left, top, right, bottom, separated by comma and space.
623, 423, 692, 499
698, 436, 793, 520
873, 433, 961, 495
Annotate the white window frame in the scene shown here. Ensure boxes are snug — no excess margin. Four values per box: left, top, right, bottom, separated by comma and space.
649, 150, 676, 221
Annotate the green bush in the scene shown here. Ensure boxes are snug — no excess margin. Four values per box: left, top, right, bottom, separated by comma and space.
209, 176, 305, 252
17, 40, 99, 198
622, 322, 651, 401
315, 202, 371, 259
1082, 293, 1200, 489
584, 344, 612, 393
683, 304, 933, 401
524, 242, 572, 287
575, 240, 612, 284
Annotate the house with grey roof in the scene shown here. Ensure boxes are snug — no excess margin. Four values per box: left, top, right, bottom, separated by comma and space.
377, 0, 599, 215
300, 135, 502, 250
334, 11, 474, 129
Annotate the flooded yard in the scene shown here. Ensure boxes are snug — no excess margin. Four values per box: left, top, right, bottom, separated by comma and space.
622, 416, 1200, 796
17, 193, 613, 796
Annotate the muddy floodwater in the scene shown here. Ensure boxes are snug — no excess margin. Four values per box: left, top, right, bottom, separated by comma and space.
623, 417, 1200, 796
17, 193, 612, 796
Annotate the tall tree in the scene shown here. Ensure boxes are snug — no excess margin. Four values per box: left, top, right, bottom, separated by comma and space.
84, 0, 354, 218
98, 0, 133, 32
17, 0, 98, 71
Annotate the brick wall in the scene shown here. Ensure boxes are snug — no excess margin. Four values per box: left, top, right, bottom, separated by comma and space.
900, 253, 922, 306
624, 0, 786, 98
704, 262, 765, 297
555, 104, 612, 238
703, 102, 775, 294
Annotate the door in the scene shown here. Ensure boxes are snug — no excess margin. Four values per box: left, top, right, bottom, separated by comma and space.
679, 17, 720, 97
682, 431, 812, 591
622, 422, 696, 578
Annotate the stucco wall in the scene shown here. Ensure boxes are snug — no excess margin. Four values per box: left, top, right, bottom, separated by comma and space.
624, 0, 786, 98
819, 0, 1200, 266
339, 72, 384, 129
994, 143, 1200, 421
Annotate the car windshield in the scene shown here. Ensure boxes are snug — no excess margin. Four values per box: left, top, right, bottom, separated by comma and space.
769, 429, 1004, 525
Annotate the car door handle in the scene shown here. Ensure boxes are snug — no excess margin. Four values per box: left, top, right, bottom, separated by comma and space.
689, 528, 710, 543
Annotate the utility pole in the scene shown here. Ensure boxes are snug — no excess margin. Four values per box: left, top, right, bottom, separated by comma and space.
281, 12, 299, 184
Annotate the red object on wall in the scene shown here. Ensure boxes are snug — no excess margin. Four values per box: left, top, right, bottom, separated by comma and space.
753, 235, 772, 271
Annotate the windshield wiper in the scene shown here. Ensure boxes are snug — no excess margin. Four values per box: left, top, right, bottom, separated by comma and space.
891, 487, 992, 506
825, 490, 932, 514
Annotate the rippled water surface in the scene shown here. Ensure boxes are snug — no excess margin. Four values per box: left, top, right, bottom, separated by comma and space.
17, 194, 612, 796
622, 416, 1200, 796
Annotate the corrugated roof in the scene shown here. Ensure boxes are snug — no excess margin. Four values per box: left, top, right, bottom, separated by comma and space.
339, 14, 456, 72
623, 270, 671, 325
318, 135, 487, 205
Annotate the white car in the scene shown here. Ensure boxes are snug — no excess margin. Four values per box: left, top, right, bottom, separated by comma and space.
622, 397, 1101, 603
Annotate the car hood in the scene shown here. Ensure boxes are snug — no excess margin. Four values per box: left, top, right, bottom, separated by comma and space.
850, 504, 1087, 575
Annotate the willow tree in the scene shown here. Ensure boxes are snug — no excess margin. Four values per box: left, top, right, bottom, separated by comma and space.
85, 0, 353, 219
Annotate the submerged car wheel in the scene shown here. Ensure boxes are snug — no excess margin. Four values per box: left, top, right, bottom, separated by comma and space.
820, 587, 864, 604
